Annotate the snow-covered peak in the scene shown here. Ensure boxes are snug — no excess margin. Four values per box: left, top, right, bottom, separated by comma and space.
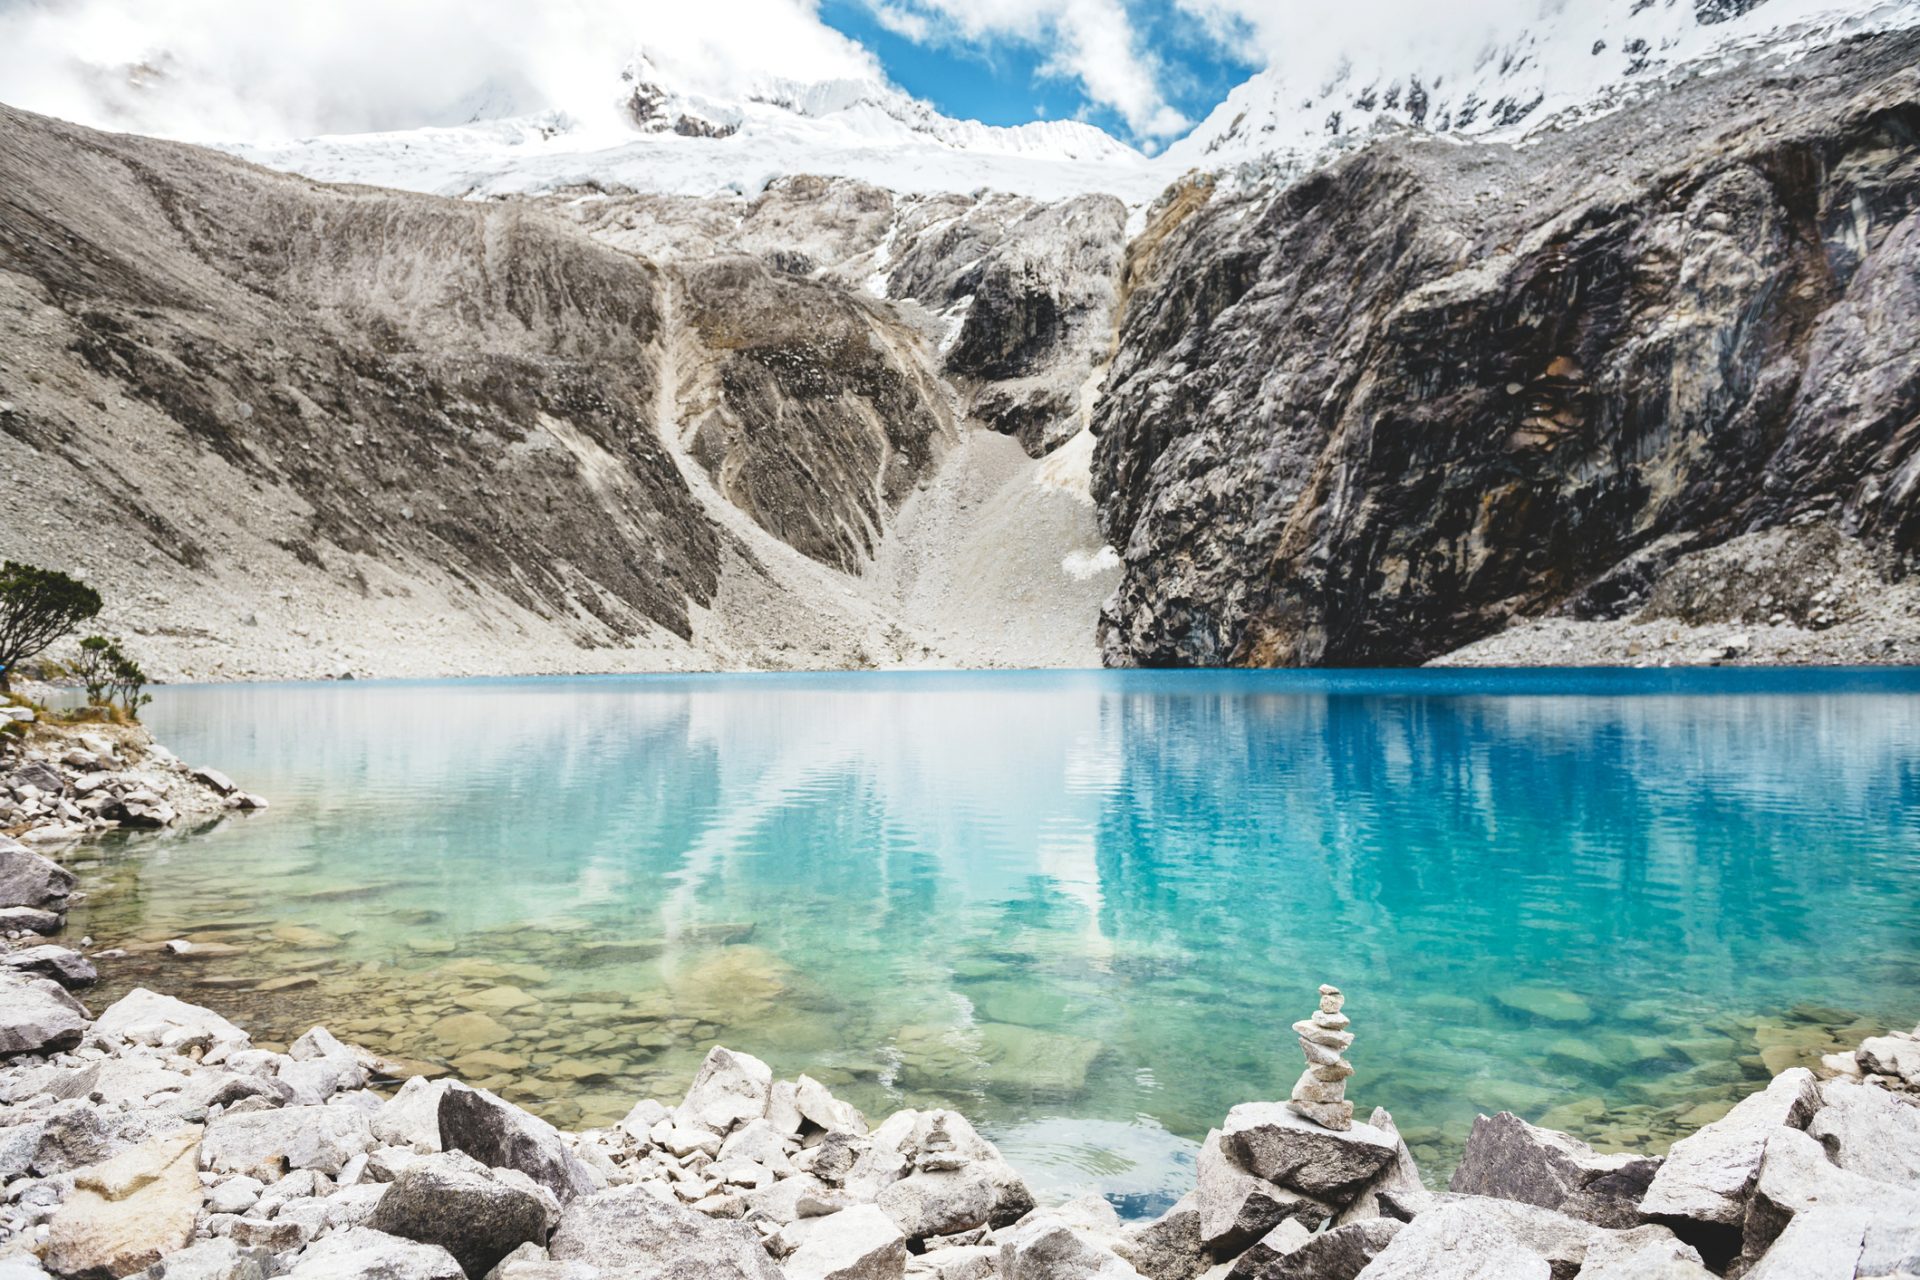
1162, 0, 1920, 179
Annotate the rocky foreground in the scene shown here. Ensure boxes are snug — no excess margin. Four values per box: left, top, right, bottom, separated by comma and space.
0, 959, 1915, 1280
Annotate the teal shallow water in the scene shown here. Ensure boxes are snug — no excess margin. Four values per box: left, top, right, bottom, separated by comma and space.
65, 669, 1920, 1214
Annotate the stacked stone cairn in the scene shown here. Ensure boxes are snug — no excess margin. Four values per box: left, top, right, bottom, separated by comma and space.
1288, 984, 1355, 1132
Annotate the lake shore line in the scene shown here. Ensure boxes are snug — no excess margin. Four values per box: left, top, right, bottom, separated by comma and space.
0, 963, 1915, 1280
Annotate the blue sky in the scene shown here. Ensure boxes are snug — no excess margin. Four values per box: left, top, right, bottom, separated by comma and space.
819, 0, 1264, 149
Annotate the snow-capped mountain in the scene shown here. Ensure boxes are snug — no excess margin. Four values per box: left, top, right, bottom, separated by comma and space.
227, 56, 1158, 204
1162, 0, 1920, 177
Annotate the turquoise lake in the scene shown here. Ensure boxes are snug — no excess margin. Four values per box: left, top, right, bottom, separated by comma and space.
66, 669, 1920, 1215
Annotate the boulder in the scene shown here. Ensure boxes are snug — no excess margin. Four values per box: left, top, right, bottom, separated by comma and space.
43, 1127, 204, 1280
1220, 1103, 1397, 1202
137, 1238, 276, 1280
784, 1204, 909, 1280
794, 1076, 867, 1136
438, 1085, 597, 1204
367, 1150, 552, 1279
0, 905, 63, 934
0, 970, 90, 1056
1330, 1109, 1431, 1226
998, 1203, 1146, 1280
1448, 1112, 1658, 1228
1425, 1196, 1650, 1280
0, 845, 75, 909
1807, 1077, 1920, 1187
547, 1183, 783, 1279
1740, 1127, 1920, 1264
1192, 1129, 1330, 1255
1744, 1204, 1920, 1280
1, 944, 98, 989
374, 1077, 452, 1153
1855, 1033, 1920, 1086
1116, 1195, 1209, 1280
91, 989, 249, 1052
1575, 1226, 1713, 1280
674, 1046, 773, 1135
745, 1173, 850, 1225
1234, 1218, 1401, 1280
1351, 1202, 1552, 1279
908, 1245, 997, 1280
876, 1167, 998, 1241
201, 1105, 374, 1181
1638, 1069, 1820, 1232
282, 1228, 465, 1280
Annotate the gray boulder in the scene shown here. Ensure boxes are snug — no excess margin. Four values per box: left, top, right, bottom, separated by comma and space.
1576, 1226, 1713, 1280
374, 1077, 452, 1153
1744, 1204, 1920, 1280
1331, 1109, 1431, 1226
1449, 1112, 1658, 1228
1639, 1068, 1820, 1230
282, 1227, 465, 1280
0, 944, 98, 989
1115, 1195, 1208, 1280
0, 970, 90, 1057
1351, 1202, 1551, 1279
547, 1183, 782, 1279
1807, 1078, 1920, 1187
367, 1150, 552, 1279
201, 1104, 374, 1181
1192, 1129, 1330, 1256
91, 988, 249, 1052
674, 1046, 773, 1135
998, 1203, 1145, 1280
1220, 1103, 1397, 1203
1234, 1218, 1402, 1280
439, 1086, 597, 1204
876, 1167, 997, 1241
783, 1204, 908, 1280
0, 905, 63, 934
1740, 1127, 1920, 1264
1856, 1033, 1920, 1087
140, 1237, 276, 1280
0, 845, 75, 909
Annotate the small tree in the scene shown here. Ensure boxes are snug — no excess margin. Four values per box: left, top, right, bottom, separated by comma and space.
0, 561, 102, 692
107, 643, 152, 719
73, 636, 117, 705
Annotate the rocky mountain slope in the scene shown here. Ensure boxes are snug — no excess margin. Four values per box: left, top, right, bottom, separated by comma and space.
1093, 26, 1920, 667
0, 108, 1121, 679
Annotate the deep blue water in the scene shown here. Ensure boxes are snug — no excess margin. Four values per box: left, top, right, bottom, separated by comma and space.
74, 668, 1920, 1210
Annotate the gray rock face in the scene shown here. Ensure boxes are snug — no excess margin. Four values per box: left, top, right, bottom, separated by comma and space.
437, 1086, 596, 1204
1220, 1103, 1397, 1202
0, 846, 75, 909
0, 945, 98, 989
1639, 1067, 1821, 1231
1235, 1218, 1402, 1280
782, 1203, 908, 1280
139, 1237, 275, 1280
0, 906, 63, 935
1856, 1033, 1920, 1087
1743, 1204, 1920, 1280
1192, 1129, 1329, 1255
91, 989, 249, 1052
673, 1046, 773, 1136
1740, 1127, 1920, 1265
1115, 1195, 1208, 1280
200, 1105, 374, 1182
1807, 1077, 1920, 1187
1561, 1226, 1711, 1280
547, 1183, 783, 1280
1089, 27, 1920, 669
0, 970, 90, 1057
1449, 1111, 1658, 1227
282, 1228, 465, 1280
997, 1204, 1145, 1280
874, 1167, 996, 1241
366, 1151, 551, 1279
1351, 1202, 1552, 1280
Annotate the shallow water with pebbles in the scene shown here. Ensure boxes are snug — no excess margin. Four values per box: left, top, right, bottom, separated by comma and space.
56, 670, 1920, 1214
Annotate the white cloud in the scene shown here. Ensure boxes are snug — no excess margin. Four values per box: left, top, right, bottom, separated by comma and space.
860, 0, 1191, 140
1172, 0, 1531, 91
0, 0, 883, 142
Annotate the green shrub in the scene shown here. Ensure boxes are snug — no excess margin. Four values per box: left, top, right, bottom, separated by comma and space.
0, 562, 102, 692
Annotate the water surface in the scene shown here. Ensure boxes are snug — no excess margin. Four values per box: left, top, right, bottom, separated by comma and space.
66, 669, 1920, 1213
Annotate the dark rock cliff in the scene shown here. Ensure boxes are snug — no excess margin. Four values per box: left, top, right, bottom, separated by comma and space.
1092, 31, 1920, 667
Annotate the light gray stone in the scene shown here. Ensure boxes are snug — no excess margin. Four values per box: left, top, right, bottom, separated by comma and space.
1576, 1225, 1712, 1280
1233, 1218, 1401, 1280
91, 989, 249, 1053
0, 945, 98, 989
1741, 1127, 1920, 1264
201, 1104, 375, 1181
368, 1150, 552, 1280
1808, 1077, 1920, 1187
998, 1203, 1146, 1280
876, 1167, 997, 1241
1448, 1112, 1657, 1228
374, 1077, 452, 1153
1856, 1034, 1920, 1086
140, 1237, 276, 1280
674, 1047, 773, 1135
1220, 1103, 1396, 1203
548, 1183, 782, 1279
784, 1204, 909, 1280
1116, 1194, 1208, 1280
0, 970, 89, 1057
1351, 1202, 1552, 1280
1192, 1129, 1329, 1256
1638, 1068, 1821, 1228
0, 844, 75, 909
283, 1227, 466, 1280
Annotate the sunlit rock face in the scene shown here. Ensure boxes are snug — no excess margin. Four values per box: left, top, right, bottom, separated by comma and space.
1091, 27, 1920, 668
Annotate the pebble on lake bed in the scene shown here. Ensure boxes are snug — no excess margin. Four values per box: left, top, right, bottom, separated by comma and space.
1288, 983, 1356, 1131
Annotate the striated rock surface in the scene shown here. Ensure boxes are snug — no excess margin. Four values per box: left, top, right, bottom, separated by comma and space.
1092, 29, 1920, 669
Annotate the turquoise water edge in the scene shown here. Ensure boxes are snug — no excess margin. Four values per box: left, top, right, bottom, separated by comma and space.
64, 669, 1920, 1215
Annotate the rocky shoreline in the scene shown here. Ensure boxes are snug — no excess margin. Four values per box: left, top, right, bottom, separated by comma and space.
0, 955, 1914, 1280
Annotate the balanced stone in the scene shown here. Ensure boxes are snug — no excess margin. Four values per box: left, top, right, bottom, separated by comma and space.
1289, 984, 1356, 1131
